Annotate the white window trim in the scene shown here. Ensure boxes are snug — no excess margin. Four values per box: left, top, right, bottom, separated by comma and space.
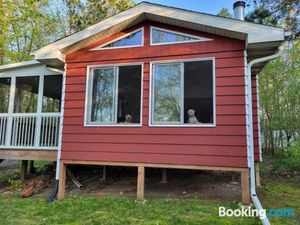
90, 28, 144, 51
85, 62, 143, 127
150, 26, 213, 46
149, 57, 216, 127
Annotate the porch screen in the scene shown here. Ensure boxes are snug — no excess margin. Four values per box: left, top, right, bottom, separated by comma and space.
14, 76, 39, 113
42, 75, 63, 112
0, 78, 11, 113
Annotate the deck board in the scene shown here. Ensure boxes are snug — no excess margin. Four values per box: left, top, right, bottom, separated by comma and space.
0, 149, 57, 161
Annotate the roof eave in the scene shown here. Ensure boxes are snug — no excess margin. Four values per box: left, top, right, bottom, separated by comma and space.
33, 2, 285, 65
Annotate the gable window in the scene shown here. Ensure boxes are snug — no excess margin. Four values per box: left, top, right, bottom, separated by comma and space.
150, 27, 212, 45
86, 64, 142, 126
150, 59, 215, 126
90, 28, 144, 50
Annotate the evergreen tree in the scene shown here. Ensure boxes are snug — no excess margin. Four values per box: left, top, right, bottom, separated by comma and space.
217, 7, 233, 18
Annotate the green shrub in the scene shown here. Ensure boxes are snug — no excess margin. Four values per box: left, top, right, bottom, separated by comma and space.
272, 138, 300, 174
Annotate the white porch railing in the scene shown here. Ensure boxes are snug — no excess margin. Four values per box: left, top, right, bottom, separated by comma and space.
0, 113, 60, 149
0, 116, 8, 146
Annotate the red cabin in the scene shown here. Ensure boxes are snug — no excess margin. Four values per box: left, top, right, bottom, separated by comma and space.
0, 2, 286, 205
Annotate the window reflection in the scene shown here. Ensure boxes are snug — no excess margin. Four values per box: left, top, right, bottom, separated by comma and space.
42, 75, 62, 113
153, 63, 182, 123
14, 76, 39, 113
0, 78, 11, 113
152, 28, 198, 44
102, 30, 143, 48
152, 60, 214, 125
91, 68, 116, 123
89, 65, 142, 125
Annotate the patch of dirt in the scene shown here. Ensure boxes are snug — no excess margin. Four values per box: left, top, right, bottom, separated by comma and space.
21, 172, 54, 197
0, 170, 55, 197
1, 165, 244, 202
64, 166, 242, 202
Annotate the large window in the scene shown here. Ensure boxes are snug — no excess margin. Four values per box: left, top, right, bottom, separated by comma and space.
151, 59, 215, 126
86, 64, 142, 125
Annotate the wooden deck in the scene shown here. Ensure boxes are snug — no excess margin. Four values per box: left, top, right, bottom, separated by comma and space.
0, 149, 57, 161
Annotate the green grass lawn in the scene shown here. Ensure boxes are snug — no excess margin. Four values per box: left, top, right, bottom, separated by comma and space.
0, 179, 299, 225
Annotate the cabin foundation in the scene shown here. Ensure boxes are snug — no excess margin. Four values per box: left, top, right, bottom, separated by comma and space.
255, 163, 261, 187
241, 170, 251, 205
56, 160, 251, 204
28, 161, 35, 174
137, 166, 145, 200
57, 161, 67, 200
102, 166, 107, 181
20, 160, 28, 182
161, 169, 168, 184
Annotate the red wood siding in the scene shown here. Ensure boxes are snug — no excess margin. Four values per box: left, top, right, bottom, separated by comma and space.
252, 76, 261, 161
62, 22, 249, 168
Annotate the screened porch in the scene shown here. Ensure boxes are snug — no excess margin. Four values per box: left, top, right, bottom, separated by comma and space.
0, 73, 62, 150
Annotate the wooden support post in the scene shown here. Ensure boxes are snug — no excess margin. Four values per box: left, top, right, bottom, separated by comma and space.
255, 163, 261, 187
20, 160, 28, 182
241, 170, 251, 205
28, 161, 35, 175
161, 169, 167, 184
137, 166, 145, 200
102, 166, 106, 181
231, 172, 237, 182
57, 161, 66, 200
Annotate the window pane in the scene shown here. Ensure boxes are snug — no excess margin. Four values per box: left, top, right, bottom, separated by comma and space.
152, 28, 198, 44
91, 68, 115, 123
184, 61, 213, 124
153, 63, 182, 123
42, 75, 62, 113
102, 30, 142, 48
117, 65, 141, 124
14, 76, 39, 113
0, 78, 11, 113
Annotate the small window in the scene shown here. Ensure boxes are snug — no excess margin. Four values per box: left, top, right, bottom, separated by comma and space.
87, 64, 142, 125
151, 27, 212, 45
151, 59, 214, 126
91, 28, 144, 50
0, 78, 11, 113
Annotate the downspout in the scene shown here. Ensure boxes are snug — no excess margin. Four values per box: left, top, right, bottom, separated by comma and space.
47, 63, 67, 202
246, 47, 283, 225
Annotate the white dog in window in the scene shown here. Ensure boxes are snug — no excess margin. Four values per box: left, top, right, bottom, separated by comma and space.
187, 109, 199, 124
124, 114, 132, 123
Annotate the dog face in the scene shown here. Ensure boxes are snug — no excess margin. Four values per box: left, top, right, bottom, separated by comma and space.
187, 109, 196, 117
125, 114, 132, 122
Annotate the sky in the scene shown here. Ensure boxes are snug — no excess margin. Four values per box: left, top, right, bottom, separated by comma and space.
136, 0, 252, 15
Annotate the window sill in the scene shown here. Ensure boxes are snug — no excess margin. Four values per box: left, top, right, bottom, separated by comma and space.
90, 45, 144, 51
84, 123, 142, 127
149, 124, 216, 128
